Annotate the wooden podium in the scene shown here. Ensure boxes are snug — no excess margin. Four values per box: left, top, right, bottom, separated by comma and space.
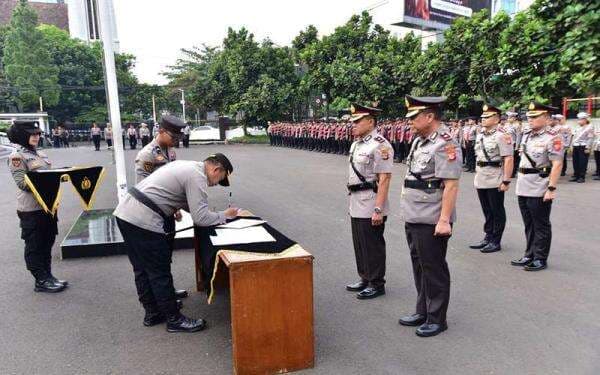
193, 219, 314, 375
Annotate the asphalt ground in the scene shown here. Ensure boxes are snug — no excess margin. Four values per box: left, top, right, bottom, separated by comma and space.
0, 143, 599, 375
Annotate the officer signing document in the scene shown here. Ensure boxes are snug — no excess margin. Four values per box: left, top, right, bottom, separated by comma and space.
113, 153, 239, 333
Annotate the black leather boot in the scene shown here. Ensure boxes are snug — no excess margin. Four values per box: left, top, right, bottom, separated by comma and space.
166, 313, 207, 333
34, 278, 66, 293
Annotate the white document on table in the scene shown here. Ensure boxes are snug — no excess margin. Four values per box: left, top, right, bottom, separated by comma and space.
210, 226, 276, 246
217, 219, 267, 229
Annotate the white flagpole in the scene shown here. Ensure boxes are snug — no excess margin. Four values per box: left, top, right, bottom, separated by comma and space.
98, 0, 128, 202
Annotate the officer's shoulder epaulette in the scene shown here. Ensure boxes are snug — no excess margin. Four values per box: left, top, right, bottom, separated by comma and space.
439, 131, 452, 142
497, 126, 507, 133
373, 135, 386, 143
547, 128, 558, 136
523, 128, 532, 134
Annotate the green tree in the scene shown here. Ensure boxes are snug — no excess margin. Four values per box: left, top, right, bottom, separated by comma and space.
498, 0, 599, 107
2, 0, 60, 111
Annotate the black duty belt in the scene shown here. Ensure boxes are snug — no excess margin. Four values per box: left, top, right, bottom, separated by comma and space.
128, 187, 175, 233
347, 181, 378, 193
404, 179, 443, 190
519, 167, 551, 177
477, 161, 502, 167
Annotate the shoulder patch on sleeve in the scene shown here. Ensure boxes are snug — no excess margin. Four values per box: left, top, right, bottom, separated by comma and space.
445, 143, 457, 161
10, 156, 22, 168
374, 136, 385, 143
552, 137, 563, 151
143, 162, 154, 173
378, 145, 391, 160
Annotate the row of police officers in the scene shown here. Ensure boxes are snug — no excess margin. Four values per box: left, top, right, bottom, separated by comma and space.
342, 96, 571, 338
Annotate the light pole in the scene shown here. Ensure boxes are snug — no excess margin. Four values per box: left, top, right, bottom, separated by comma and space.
179, 89, 186, 122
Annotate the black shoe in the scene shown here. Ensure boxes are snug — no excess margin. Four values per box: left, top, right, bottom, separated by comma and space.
34, 278, 66, 293
398, 313, 426, 327
560, 172, 566, 176
577, 178, 585, 183
569, 177, 578, 182
469, 239, 489, 249
177, 299, 183, 310
524, 259, 547, 271
143, 311, 166, 327
510, 257, 532, 267
480, 243, 501, 253
166, 314, 207, 333
594, 176, 600, 181
346, 281, 367, 292
416, 322, 448, 337
356, 286, 385, 300
49, 275, 69, 287
174, 289, 188, 299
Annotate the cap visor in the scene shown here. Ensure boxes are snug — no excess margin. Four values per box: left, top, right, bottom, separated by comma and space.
526, 111, 546, 118
405, 110, 421, 118
219, 176, 230, 187
350, 114, 367, 122
480, 112, 497, 118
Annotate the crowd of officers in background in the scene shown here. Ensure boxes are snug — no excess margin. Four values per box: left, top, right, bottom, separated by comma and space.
84, 122, 191, 151
268, 112, 600, 182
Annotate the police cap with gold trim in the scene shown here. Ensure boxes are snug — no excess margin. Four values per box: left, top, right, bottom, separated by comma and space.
159, 115, 186, 135
405, 95, 446, 118
481, 104, 502, 118
526, 102, 558, 118
349, 103, 382, 122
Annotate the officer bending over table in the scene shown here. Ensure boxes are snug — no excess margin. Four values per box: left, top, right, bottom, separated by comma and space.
113, 153, 239, 333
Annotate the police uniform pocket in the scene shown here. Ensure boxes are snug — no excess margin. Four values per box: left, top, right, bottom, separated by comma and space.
405, 188, 442, 203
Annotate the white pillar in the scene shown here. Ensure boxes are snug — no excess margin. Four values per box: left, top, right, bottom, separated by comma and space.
98, 0, 128, 202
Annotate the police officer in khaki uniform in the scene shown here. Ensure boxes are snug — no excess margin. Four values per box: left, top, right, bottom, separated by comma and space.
91, 123, 102, 151
135, 115, 181, 183
7, 121, 68, 293
397, 96, 462, 337
511, 102, 564, 271
570, 112, 594, 183
345, 103, 393, 300
114, 154, 239, 332
469, 104, 514, 253
140, 123, 151, 147
135, 115, 188, 302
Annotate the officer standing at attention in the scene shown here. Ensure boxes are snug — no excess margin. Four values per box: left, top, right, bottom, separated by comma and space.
135, 114, 189, 301
7, 121, 68, 293
135, 116, 181, 183
397, 96, 462, 337
140, 123, 151, 147
104, 124, 113, 150
114, 154, 239, 332
469, 104, 514, 253
182, 124, 191, 148
345, 103, 393, 300
570, 112, 594, 183
127, 124, 138, 150
511, 102, 564, 271
91, 123, 102, 151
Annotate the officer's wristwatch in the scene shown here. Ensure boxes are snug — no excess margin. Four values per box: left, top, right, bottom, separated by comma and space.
374, 207, 382, 214
547, 186, 557, 192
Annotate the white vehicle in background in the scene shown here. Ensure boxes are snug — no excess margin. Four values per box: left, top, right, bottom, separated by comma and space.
189, 125, 221, 142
